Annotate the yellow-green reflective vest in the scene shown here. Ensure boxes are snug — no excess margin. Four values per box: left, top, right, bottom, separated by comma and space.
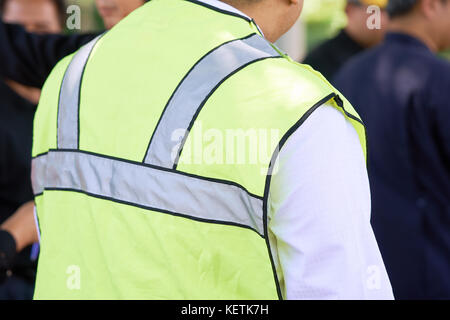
31, 0, 367, 299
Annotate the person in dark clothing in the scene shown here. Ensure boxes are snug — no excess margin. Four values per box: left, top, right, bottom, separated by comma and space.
0, 0, 148, 88
333, 0, 450, 299
0, 0, 145, 300
0, 20, 97, 89
303, 0, 389, 80
0, 79, 36, 300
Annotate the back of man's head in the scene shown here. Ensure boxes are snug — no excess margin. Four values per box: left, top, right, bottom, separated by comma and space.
386, 0, 419, 17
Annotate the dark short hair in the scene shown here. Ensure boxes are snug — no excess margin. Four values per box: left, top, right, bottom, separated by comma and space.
0, 0, 66, 27
386, 0, 418, 17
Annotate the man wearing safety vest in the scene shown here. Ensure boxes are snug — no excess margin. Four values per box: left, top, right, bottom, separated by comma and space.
29, 0, 393, 299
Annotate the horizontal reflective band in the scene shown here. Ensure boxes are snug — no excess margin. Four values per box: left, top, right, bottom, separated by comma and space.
32, 150, 264, 236
57, 35, 102, 149
144, 33, 280, 168
31, 154, 47, 196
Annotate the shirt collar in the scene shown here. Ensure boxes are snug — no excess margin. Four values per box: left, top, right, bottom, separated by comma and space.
193, 0, 265, 37
194, 0, 251, 20
385, 32, 432, 52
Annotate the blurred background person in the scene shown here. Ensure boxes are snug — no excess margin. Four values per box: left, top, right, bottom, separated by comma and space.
303, 0, 389, 79
0, 0, 66, 300
334, 0, 450, 299
0, 0, 145, 300
1, 0, 66, 104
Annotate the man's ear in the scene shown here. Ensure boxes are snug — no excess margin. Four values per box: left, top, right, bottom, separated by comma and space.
419, 0, 439, 19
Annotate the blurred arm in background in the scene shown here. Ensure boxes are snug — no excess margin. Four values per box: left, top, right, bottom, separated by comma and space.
0, 201, 37, 281
302, 0, 389, 80
0, 20, 98, 88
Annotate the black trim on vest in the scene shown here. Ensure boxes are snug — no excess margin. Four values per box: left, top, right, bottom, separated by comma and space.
39, 148, 263, 201
262, 93, 337, 300
333, 94, 369, 168
333, 95, 364, 126
183, 1, 265, 44
33, 151, 50, 159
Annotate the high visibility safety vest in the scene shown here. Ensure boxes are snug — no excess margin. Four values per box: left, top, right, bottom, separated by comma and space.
31, 0, 366, 299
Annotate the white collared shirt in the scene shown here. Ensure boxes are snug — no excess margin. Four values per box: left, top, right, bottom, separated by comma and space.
199, 0, 394, 300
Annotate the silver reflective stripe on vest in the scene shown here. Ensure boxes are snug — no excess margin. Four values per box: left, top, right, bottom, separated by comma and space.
57, 35, 102, 149
144, 34, 280, 168
31, 153, 47, 196
32, 150, 264, 236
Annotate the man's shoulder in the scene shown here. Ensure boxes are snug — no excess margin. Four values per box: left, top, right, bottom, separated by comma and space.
303, 33, 344, 63
255, 55, 336, 94
238, 55, 365, 139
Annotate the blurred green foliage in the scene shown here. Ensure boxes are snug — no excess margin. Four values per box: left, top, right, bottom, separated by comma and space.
301, 0, 449, 60
441, 51, 450, 60
302, 0, 347, 51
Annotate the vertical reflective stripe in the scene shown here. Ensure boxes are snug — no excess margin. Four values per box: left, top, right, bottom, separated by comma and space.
32, 150, 265, 236
144, 34, 280, 168
57, 35, 103, 149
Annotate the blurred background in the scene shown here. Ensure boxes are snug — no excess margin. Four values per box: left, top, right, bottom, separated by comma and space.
66, 0, 450, 60
1, 0, 449, 301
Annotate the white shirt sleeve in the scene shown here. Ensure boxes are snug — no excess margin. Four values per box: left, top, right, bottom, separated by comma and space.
268, 104, 394, 300
33, 205, 41, 243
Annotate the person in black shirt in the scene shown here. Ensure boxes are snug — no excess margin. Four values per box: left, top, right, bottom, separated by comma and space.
0, 0, 146, 300
303, 0, 389, 80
